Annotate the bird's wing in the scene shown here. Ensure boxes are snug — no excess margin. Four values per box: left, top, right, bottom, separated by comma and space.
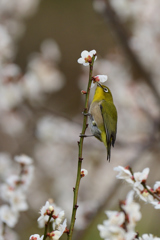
100, 100, 117, 145
100, 100, 117, 160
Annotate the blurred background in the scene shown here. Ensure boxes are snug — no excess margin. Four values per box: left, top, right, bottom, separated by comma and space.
0, 0, 160, 239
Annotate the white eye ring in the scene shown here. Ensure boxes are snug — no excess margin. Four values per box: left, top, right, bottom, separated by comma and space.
103, 88, 108, 93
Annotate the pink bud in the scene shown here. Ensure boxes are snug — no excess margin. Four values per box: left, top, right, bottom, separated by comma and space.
81, 90, 87, 94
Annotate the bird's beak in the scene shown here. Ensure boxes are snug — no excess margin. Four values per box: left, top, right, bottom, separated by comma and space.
97, 82, 103, 88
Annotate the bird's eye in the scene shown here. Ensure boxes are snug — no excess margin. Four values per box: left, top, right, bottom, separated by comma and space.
103, 88, 108, 93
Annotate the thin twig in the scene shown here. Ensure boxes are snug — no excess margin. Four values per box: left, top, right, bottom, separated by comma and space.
43, 213, 53, 240
142, 182, 160, 202
68, 57, 95, 240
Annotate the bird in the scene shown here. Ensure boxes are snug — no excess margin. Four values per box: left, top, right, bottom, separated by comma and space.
87, 83, 117, 161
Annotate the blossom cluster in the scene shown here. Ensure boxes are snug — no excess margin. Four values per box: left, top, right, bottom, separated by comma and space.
98, 190, 141, 240
114, 166, 160, 209
0, 154, 34, 239
0, 40, 65, 136
30, 200, 67, 240
0, 41, 63, 109
98, 190, 160, 240
0, 0, 65, 137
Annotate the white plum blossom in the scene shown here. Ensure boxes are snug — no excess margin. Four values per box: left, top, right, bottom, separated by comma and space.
0, 227, 19, 240
37, 201, 53, 227
0, 153, 34, 232
38, 201, 65, 228
98, 220, 135, 240
134, 186, 154, 203
133, 168, 150, 193
98, 223, 124, 240
114, 166, 160, 209
6, 175, 21, 188
114, 166, 134, 184
97, 191, 142, 240
1, 185, 28, 209
0, 183, 14, 202
153, 204, 160, 210
51, 219, 67, 240
29, 234, 43, 240
50, 231, 62, 240
150, 201, 160, 210
54, 210, 65, 227
37, 200, 67, 239
122, 191, 141, 230
0, 205, 19, 228
9, 190, 28, 212
14, 154, 33, 165
4, 165, 34, 192
0, 82, 23, 111
105, 211, 125, 226
0, 64, 22, 112
91, 74, 108, 88
0, 63, 21, 80
98, 210, 126, 240
134, 168, 150, 187
153, 181, 160, 193
58, 218, 67, 233
77, 50, 97, 66
142, 234, 160, 240
51, 203, 63, 217
20, 165, 34, 191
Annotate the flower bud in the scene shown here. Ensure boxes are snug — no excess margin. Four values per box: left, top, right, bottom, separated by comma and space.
81, 90, 87, 94
48, 205, 54, 212
81, 169, 88, 177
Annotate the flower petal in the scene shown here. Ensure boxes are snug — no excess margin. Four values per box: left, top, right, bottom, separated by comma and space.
91, 81, 96, 88
77, 58, 84, 64
89, 50, 96, 57
81, 50, 89, 58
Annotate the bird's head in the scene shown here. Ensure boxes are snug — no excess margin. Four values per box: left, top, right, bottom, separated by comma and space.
93, 83, 113, 102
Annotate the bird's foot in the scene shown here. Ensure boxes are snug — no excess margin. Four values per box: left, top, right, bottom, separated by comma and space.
82, 112, 91, 117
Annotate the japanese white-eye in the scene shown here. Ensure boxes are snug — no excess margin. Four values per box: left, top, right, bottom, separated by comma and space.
88, 83, 117, 161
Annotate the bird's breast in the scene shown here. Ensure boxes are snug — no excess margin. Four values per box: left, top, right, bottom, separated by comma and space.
89, 101, 103, 127
88, 101, 104, 141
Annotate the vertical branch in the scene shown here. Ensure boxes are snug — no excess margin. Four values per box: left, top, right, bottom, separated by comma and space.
68, 57, 95, 240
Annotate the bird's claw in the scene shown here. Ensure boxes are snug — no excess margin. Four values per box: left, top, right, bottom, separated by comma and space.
82, 112, 91, 116
79, 133, 93, 138
79, 134, 87, 137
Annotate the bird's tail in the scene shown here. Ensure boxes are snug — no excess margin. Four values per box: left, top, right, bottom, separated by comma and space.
107, 142, 111, 162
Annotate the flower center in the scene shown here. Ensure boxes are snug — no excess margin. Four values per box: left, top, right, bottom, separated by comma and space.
85, 55, 92, 63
